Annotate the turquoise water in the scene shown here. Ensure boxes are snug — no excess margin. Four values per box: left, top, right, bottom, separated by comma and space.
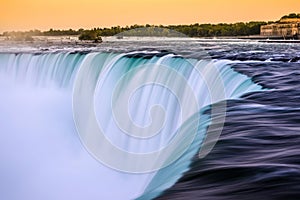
0, 52, 263, 199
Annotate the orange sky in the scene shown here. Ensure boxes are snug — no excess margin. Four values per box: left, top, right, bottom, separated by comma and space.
1, 0, 300, 32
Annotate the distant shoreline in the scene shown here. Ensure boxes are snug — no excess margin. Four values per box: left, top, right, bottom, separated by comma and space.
0, 22, 266, 39
2, 14, 300, 41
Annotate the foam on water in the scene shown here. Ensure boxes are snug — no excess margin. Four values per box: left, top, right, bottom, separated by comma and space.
0, 52, 263, 199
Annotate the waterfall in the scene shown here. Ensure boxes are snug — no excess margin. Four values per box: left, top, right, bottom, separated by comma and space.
0, 52, 263, 200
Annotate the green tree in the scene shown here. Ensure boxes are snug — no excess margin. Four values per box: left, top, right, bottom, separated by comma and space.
78, 30, 102, 42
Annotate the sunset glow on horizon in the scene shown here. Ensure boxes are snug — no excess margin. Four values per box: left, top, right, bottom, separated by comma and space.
1, 0, 300, 32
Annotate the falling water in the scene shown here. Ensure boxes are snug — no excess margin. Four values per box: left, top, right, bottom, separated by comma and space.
0, 51, 263, 200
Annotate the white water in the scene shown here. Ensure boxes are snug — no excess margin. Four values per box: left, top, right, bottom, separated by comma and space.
0, 52, 263, 200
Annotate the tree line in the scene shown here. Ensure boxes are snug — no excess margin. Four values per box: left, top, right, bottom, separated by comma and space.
1, 21, 267, 41
281, 13, 300, 19
3, 13, 300, 40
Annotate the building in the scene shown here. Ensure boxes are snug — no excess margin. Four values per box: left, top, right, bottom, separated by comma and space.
261, 18, 300, 39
